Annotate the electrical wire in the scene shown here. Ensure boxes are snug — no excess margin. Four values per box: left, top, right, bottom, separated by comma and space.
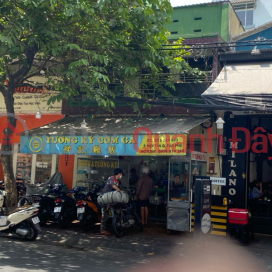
160, 43, 272, 50
161, 38, 272, 46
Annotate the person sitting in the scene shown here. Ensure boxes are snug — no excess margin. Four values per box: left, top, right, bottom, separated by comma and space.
250, 180, 266, 199
170, 174, 184, 199
172, 174, 182, 189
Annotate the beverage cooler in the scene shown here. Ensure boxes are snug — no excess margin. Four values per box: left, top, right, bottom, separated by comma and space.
167, 155, 192, 232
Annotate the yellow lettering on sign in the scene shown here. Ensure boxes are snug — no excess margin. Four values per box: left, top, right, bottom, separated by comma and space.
46, 137, 51, 143
71, 137, 78, 144
88, 160, 117, 168
111, 137, 119, 144
88, 136, 94, 143
104, 137, 110, 144
122, 137, 128, 144
58, 137, 64, 144
98, 137, 104, 144
81, 137, 88, 144
64, 137, 71, 144
129, 137, 135, 144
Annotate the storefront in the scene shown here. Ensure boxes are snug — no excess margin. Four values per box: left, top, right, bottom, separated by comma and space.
201, 62, 272, 208
15, 153, 60, 184
18, 116, 227, 229
0, 84, 64, 181
202, 61, 272, 234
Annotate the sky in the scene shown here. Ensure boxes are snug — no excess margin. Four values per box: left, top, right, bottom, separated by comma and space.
170, 0, 213, 7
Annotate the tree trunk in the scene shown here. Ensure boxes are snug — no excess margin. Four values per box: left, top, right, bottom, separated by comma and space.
1, 82, 18, 212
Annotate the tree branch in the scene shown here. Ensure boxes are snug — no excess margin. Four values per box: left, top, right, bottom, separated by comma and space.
10, 45, 38, 84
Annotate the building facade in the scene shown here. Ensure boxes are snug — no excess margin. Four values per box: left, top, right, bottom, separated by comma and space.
213, 0, 272, 30
167, 1, 244, 42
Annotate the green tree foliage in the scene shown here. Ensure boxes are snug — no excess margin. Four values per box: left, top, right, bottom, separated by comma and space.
0, 0, 196, 205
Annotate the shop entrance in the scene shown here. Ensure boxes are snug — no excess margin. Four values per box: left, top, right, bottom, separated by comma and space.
167, 156, 191, 231
248, 116, 272, 221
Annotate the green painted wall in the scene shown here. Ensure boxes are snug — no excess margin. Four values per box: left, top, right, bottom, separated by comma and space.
167, 3, 230, 41
221, 3, 229, 42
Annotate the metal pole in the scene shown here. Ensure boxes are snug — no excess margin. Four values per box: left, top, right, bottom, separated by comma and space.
212, 48, 219, 82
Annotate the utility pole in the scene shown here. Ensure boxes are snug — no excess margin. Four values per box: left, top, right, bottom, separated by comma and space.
212, 48, 219, 82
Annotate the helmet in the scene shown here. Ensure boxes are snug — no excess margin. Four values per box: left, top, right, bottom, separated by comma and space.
142, 166, 149, 174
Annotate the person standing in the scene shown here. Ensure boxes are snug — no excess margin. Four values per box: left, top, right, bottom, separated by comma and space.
100, 168, 123, 235
135, 166, 153, 225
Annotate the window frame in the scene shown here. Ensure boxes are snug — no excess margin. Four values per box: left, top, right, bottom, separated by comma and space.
232, 2, 255, 27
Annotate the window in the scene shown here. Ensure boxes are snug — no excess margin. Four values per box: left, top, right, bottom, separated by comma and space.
170, 31, 178, 34
232, 2, 255, 27
173, 20, 178, 22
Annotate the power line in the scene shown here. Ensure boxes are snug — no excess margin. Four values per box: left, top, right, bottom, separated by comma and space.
162, 38, 272, 47
160, 43, 272, 50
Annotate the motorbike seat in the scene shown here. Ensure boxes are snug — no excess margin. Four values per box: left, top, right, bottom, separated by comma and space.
33, 194, 43, 198
8, 205, 34, 215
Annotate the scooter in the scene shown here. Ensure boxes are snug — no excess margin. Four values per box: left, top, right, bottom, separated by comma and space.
76, 194, 101, 231
32, 185, 65, 226
54, 195, 77, 228
0, 190, 41, 241
76, 183, 102, 231
109, 190, 143, 238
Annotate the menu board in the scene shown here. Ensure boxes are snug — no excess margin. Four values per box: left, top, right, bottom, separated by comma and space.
193, 176, 211, 235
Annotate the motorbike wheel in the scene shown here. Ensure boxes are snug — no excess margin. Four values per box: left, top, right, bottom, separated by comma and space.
58, 215, 70, 228
134, 213, 143, 232
39, 215, 47, 226
112, 214, 124, 238
134, 222, 143, 232
81, 218, 92, 231
25, 223, 38, 241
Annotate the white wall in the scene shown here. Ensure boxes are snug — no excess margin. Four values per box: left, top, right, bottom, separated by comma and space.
253, 0, 272, 28
213, 0, 272, 29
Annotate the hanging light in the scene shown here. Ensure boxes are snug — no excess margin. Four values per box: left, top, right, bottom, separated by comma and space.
80, 119, 87, 129
36, 110, 42, 119
216, 117, 225, 129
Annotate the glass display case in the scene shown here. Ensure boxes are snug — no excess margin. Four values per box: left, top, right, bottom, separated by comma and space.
167, 155, 191, 232
191, 161, 207, 177
169, 160, 190, 201
16, 154, 32, 184
35, 154, 52, 183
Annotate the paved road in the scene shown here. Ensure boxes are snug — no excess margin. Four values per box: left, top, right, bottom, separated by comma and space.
0, 224, 271, 272
0, 235, 146, 272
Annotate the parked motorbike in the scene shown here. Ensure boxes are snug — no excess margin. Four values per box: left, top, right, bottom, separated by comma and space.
54, 192, 77, 228
32, 193, 56, 226
0, 190, 41, 241
109, 190, 143, 237
16, 181, 26, 197
76, 184, 102, 231
1, 180, 26, 198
